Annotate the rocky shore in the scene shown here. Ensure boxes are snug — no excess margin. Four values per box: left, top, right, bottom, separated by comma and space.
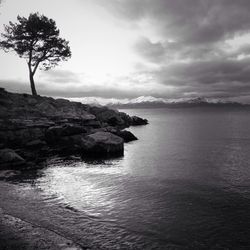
0, 208, 82, 250
0, 88, 148, 169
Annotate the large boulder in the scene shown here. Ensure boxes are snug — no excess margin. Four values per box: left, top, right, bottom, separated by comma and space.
82, 132, 124, 157
0, 148, 25, 168
89, 106, 125, 127
54, 134, 87, 154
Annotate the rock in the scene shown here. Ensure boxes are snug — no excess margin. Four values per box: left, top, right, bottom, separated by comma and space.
82, 132, 124, 157
0, 127, 46, 147
35, 101, 57, 115
0, 149, 25, 168
56, 134, 86, 153
59, 124, 87, 136
45, 124, 87, 144
0, 89, 148, 163
103, 126, 118, 134
0, 170, 21, 178
115, 130, 138, 142
90, 107, 125, 127
0, 118, 54, 147
83, 120, 101, 128
131, 116, 148, 126
55, 98, 70, 105
25, 139, 46, 149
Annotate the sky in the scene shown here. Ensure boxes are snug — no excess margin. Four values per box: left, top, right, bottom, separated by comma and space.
1, 0, 250, 103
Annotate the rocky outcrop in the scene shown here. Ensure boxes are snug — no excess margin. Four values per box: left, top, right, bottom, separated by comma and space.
45, 124, 87, 144
130, 116, 148, 126
81, 132, 124, 157
0, 88, 148, 168
89, 106, 126, 127
113, 130, 138, 142
0, 149, 25, 168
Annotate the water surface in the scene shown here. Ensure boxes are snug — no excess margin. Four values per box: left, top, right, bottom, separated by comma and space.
1, 108, 250, 249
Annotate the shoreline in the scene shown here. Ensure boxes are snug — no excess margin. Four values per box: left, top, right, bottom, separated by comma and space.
0, 179, 155, 249
0, 88, 148, 169
0, 179, 85, 250
0, 208, 83, 250
0, 180, 91, 250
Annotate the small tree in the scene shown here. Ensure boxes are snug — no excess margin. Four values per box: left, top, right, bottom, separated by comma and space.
0, 13, 71, 95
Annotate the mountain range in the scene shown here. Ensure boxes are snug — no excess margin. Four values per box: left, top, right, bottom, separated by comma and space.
103, 96, 249, 109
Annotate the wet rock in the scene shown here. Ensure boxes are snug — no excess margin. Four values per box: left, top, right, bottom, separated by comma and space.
131, 116, 148, 126
0, 170, 21, 178
82, 132, 124, 157
0, 148, 25, 168
115, 130, 138, 142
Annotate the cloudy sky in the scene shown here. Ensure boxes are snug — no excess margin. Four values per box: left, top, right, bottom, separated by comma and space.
1, 0, 250, 103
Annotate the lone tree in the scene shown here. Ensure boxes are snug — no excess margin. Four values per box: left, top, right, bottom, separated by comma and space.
0, 13, 71, 95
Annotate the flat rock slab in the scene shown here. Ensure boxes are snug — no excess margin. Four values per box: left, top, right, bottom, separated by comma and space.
0, 209, 83, 250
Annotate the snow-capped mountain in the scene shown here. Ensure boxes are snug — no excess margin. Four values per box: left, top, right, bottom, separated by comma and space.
128, 96, 167, 104
67, 95, 247, 108
105, 96, 246, 109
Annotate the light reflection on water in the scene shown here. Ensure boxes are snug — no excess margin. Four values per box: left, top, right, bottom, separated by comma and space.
2, 108, 250, 249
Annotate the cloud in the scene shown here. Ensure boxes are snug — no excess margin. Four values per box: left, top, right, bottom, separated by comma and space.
99, 0, 250, 62
101, 0, 250, 45
157, 58, 250, 85
94, 0, 250, 100
145, 57, 250, 99
2, 1, 250, 102
0, 75, 173, 99
133, 37, 165, 63
40, 69, 81, 84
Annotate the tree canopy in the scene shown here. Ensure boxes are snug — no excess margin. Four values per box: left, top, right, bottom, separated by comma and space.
0, 12, 71, 95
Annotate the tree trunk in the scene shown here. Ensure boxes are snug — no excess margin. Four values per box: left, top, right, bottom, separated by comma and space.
29, 70, 37, 96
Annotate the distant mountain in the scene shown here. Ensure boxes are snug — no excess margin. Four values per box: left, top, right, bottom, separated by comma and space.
106, 96, 249, 109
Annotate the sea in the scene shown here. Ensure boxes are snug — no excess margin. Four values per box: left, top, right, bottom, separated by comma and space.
1, 107, 250, 249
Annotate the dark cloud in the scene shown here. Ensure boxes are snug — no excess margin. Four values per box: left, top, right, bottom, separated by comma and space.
134, 37, 165, 63
96, 0, 250, 100
157, 58, 250, 86
102, 0, 250, 45
144, 57, 250, 99
100, 0, 250, 62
